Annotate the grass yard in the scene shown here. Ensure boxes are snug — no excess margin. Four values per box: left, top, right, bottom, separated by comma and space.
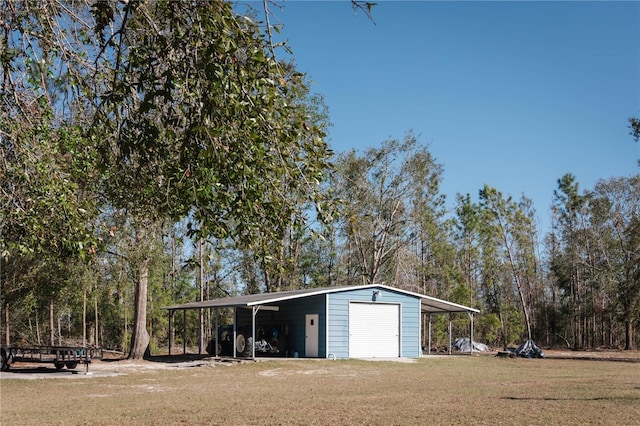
1, 354, 639, 425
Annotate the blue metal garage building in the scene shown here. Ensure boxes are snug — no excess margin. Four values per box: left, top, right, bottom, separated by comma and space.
165, 284, 479, 359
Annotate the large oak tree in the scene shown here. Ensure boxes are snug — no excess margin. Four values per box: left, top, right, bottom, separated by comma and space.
2, 0, 332, 359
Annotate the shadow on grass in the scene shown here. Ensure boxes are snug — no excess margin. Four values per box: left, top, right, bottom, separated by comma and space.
502, 396, 640, 401
145, 354, 214, 364
98, 352, 250, 366
148, 353, 252, 363
2, 366, 80, 374
545, 355, 640, 363
101, 353, 215, 363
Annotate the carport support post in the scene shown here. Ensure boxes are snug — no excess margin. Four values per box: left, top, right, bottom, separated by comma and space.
183, 309, 187, 355
214, 308, 219, 357
233, 307, 237, 358
469, 313, 474, 355
428, 314, 432, 355
420, 313, 424, 355
168, 310, 174, 355
198, 308, 203, 355
252, 306, 257, 359
448, 313, 452, 355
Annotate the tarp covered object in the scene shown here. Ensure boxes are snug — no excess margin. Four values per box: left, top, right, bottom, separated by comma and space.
453, 337, 489, 352
515, 339, 545, 358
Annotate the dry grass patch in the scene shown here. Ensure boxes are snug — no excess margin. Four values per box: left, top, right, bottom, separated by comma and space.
1, 355, 639, 425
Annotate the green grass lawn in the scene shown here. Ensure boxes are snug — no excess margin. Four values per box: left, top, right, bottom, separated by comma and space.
1, 355, 639, 425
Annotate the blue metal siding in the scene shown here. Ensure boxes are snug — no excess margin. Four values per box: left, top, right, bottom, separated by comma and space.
276, 296, 326, 357
327, 287, 421, 358
234, 295, 326, 358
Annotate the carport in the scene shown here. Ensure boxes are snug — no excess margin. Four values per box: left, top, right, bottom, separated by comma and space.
419, 296, 480, 355
164, 288, 324, 359
164, 285, 479, 359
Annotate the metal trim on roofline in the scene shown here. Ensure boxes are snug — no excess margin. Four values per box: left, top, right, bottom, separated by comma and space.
163, 284, 479, 314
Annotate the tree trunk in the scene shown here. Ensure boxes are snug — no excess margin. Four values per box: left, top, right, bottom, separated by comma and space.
498, 218, 533, 341
35, 310, 41, 344
49, 301, 55, 346
94, 296, 99, 347
171, 229, 176, 349
624, 321, 634, 350
4, 303, 9, 346
83, 289, 87, 347
57, 315, 62, 345
498, 309, 507, 349
128, 256, 150, 359
199, 237, 204, 354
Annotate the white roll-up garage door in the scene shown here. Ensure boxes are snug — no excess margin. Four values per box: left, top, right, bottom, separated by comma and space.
349, 302, 400, 358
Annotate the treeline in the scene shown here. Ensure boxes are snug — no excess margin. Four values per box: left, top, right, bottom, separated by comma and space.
3, 131, 638, 353
1, 2, 638, 356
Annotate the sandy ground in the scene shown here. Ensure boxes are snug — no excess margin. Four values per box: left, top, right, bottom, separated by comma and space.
0, 356, 418, 380
1, 349, 637, 380
0, 357, 228, 379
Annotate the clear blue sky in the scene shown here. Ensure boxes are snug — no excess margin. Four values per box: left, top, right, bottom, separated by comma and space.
266, 1, 640, 234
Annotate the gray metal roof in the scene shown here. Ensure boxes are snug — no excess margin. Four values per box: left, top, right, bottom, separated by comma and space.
164, 284, 479, 314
